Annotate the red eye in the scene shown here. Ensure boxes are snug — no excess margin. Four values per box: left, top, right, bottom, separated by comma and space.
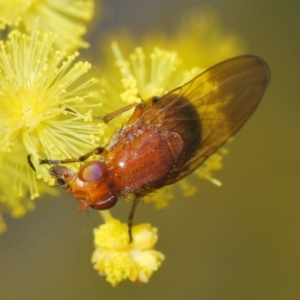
78, 161, 106, 182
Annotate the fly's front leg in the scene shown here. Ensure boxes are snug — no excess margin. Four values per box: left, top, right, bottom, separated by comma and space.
27, 154, 36, 171
39, 146, 106, 165
40, 103, 145, 166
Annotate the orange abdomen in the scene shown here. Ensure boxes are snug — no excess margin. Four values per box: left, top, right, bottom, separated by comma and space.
104, 95, 202, 196
106, 128, 178, 194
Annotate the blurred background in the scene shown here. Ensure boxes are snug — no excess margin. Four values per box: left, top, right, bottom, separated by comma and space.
1, 0, 300, 299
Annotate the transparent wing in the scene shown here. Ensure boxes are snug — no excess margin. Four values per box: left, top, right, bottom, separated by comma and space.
162, 55, 270, 183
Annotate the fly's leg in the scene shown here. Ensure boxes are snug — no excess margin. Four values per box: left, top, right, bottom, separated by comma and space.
127, 196, 141, 243
33, 103, 145, 168
94, 103, 144, 123
39, 146, 105, 165
27, 154, 36, 171
126, 103, 145, 125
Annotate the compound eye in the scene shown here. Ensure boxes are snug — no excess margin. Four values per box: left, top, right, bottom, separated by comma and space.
78, 161, 107, 182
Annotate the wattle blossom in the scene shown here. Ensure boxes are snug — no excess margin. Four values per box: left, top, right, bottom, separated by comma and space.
0, 29, 101, 232
0, 0, 94, 52
92, 214, 165, 286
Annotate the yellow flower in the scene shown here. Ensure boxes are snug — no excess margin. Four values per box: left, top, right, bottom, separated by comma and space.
0, 0, 95, 52
0, 29, 102, 232
92, 216, 165, 286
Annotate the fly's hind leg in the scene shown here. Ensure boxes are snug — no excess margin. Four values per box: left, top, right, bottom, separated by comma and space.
127, 195, 141, 243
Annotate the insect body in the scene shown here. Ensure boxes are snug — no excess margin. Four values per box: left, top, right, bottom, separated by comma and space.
40, 55, 270, 237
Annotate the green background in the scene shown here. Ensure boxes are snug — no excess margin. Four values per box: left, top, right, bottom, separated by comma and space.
1, 0, 300, 299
